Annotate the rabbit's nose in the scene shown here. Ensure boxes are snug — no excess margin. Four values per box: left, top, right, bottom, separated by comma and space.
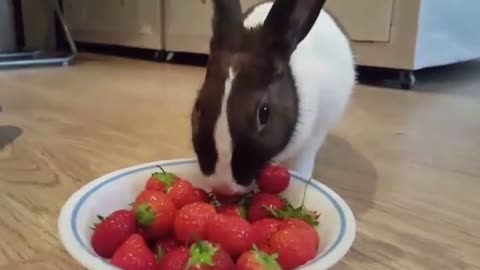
207, 162, 251, 195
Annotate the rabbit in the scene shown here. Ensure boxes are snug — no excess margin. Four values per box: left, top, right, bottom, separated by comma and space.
190, 0, 356, 195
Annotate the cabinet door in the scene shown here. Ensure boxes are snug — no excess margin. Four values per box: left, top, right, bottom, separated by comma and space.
63, 0, 163, 50
326, 0, 394, 42
164, 0, 264, 53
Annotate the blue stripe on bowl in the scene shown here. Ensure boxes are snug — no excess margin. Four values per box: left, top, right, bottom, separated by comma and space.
71, 160, 346, 264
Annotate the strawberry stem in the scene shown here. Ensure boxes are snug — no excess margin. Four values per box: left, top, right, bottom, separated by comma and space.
156, 165, 167, 175
301, 177, 313, 208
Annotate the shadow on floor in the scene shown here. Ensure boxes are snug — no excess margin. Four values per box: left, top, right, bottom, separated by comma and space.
314, 135, 378, 219
0, 125, 23, 150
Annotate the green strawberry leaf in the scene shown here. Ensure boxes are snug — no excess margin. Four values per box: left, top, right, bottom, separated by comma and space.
134, 203, 156, 227
91, 214, 105, 230
186, 241, 218, 269
267, 199, 320, 226
237, 191, 255, 208
208, 191, 255, 210
238, 206, 247, 219
252, 245, 282, 270
156, 245, 165, 261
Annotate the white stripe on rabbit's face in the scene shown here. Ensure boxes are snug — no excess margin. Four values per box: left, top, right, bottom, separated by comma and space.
209, 67, 251, 195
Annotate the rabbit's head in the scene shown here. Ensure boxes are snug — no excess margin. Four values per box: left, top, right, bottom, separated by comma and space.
191, 0, 328, 194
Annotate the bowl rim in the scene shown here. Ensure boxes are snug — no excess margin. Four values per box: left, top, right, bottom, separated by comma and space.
58, 158, 356, 270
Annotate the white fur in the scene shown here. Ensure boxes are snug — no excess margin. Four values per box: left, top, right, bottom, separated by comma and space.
210, 68, 251, 194
244, 2, 356, 180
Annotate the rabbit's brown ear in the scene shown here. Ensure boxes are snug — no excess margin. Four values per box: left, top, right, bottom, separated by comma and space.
261, 0, 327, 57
210, 0, 243, 50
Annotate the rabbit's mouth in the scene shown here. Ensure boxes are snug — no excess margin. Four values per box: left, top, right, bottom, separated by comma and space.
204, 159, 254, 195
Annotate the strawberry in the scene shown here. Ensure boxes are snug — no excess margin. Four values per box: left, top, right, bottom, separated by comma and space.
168, 179, 201, 208
256, 164, 290, 194
269, 227, 318, 270
156, 236, 182, 260
174, 202, 217, 243
218, 204, 246, 219
281, 218, 320, 250
268, 199, 320, 226
207, 214, 255, 258
236, 246, 282, 270
90, 209, 137, 258
134, 190, 177, 240
158, 246, 190, 270
111, 234, 158, 270
186, 241, 235, 270
251, 218, 283, 252
247, 193, 285, 222
193, 188, 210, 203
145, 166, 178, 192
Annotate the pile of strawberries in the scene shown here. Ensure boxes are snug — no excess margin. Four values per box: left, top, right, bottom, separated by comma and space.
90, 164, 320, 270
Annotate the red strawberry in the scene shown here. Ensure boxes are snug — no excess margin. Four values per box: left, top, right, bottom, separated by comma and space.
145, 166, 178, 192
256, 164, 290, 194
111, 234, 158, 270
207, 214, 255, 258
251, 218, 283, 252
174, 202, 217, 243
193, 188, 209, 203
236, 247, 282, 270
134, 190, 177, 240
281, 218, 320, 250
168, 179, 201, 208
158, 246, 190, 270
269, 227, 318, 270
218, 204, 246, 219
279, 218, 314, 230
90, 209, 137, 258
247, 193, 285, 222
156, 236, 182, 259
186, 241, 235, 270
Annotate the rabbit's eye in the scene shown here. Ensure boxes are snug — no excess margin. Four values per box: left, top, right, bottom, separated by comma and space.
257, 104, 270, 131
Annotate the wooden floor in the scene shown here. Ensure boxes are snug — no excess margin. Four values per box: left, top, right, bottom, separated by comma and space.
1, 54, 479, 270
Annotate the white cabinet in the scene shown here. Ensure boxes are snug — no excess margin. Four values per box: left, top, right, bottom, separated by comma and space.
326, 0, 394, 43
63, 0, 163, 50
163, 0, 480, 72
63, 0, 480, 75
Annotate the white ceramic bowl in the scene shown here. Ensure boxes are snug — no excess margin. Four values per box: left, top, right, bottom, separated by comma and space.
58, 158, 355, 270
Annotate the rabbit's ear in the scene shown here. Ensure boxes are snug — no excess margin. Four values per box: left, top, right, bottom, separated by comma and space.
210, 0, 243, 50
262, 0, 327, 57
